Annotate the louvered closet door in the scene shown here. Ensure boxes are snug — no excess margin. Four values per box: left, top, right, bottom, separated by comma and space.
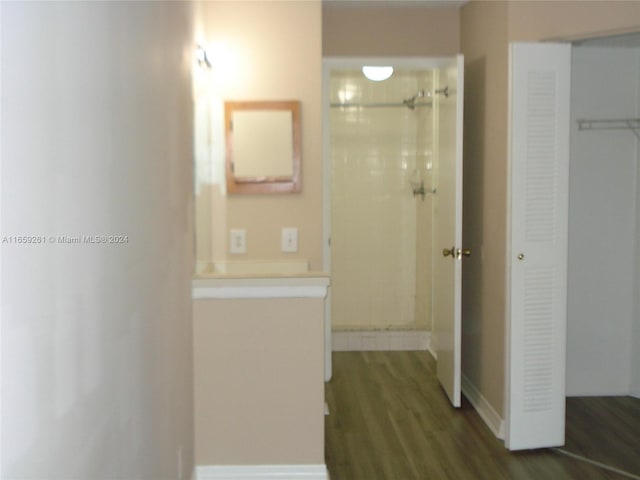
506, 43, 571, 450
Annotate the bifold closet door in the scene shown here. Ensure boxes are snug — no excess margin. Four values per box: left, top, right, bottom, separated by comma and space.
506, 43, 571, 450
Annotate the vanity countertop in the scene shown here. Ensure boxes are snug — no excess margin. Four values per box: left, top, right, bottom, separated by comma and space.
192, 272, 330, 299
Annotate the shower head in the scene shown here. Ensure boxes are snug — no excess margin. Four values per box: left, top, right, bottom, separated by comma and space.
403, 89, 428, 110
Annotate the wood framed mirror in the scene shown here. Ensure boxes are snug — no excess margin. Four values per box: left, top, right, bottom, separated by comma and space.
225, 100, 301, 194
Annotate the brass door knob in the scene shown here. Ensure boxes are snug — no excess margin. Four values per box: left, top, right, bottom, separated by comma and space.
457, 248, 471, 258
443, 247, 455, 257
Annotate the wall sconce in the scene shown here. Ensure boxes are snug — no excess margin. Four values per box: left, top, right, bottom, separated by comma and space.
195, 45, 212, 69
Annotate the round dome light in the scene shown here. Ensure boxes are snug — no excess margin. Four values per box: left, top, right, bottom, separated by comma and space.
362, 66, 394, 82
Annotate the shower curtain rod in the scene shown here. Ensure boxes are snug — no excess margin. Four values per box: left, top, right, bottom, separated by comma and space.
330, 101, 433, 109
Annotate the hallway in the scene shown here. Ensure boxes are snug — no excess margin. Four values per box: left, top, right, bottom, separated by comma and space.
325, 351, 637, 479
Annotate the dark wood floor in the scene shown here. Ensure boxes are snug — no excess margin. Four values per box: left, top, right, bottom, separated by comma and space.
325, 351, 640, 480
563, 395, 640, 476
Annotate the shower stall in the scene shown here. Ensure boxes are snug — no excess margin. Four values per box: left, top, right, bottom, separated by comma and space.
325, 61, 443, 351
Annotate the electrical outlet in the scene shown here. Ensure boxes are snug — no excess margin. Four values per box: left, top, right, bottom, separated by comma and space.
281, 227, 298, 253
230, 229, 246, 254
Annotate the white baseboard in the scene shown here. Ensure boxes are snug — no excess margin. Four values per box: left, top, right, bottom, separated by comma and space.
461, 374, 505, 439
332, 329, 431, 351
196, 464, 329, 480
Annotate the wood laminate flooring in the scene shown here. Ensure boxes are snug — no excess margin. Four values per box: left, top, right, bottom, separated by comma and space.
563, 395, 640, 476
325, 351, 639, 480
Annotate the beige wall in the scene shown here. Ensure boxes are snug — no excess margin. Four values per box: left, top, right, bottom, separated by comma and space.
460, 0, 510, 418
193, 297, 325, 465
197, 1, 323, 270
195, 184, 214, 268
323, 5, 460, 56
507, 1, 640, 42
1, 2, 195, 479
460, 0, 640, 419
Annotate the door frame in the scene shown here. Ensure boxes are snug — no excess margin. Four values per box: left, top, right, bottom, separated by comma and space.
322, 56, 457, 381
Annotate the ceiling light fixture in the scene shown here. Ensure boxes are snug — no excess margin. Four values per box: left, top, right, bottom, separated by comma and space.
362, 66, 393, 82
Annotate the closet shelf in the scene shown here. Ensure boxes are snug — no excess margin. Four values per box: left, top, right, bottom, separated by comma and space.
577, 118, 640, 139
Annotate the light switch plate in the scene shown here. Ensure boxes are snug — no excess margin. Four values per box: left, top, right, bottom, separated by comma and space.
281, 227, 298, 253
230, 229, 246, 254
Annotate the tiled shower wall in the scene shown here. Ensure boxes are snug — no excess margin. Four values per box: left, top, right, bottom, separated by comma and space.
330, 69, 434, 331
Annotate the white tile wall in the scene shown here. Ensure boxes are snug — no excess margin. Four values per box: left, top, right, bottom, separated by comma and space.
330, 69, 435, 332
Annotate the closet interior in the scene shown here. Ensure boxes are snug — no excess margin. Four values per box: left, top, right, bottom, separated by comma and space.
565, 33, 640, 475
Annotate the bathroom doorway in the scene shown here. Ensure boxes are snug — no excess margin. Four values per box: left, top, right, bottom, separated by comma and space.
322, 57, 465, 396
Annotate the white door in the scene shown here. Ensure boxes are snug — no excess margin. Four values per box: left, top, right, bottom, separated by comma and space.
506, 43, 571, 450
433, 55, 465, 408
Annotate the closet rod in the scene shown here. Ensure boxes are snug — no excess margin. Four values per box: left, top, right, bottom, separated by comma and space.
577, 118, 640, 139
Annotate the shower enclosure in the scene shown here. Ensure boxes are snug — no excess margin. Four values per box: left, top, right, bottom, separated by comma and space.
325, 63, 439, 347
323, 56, 464, 401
